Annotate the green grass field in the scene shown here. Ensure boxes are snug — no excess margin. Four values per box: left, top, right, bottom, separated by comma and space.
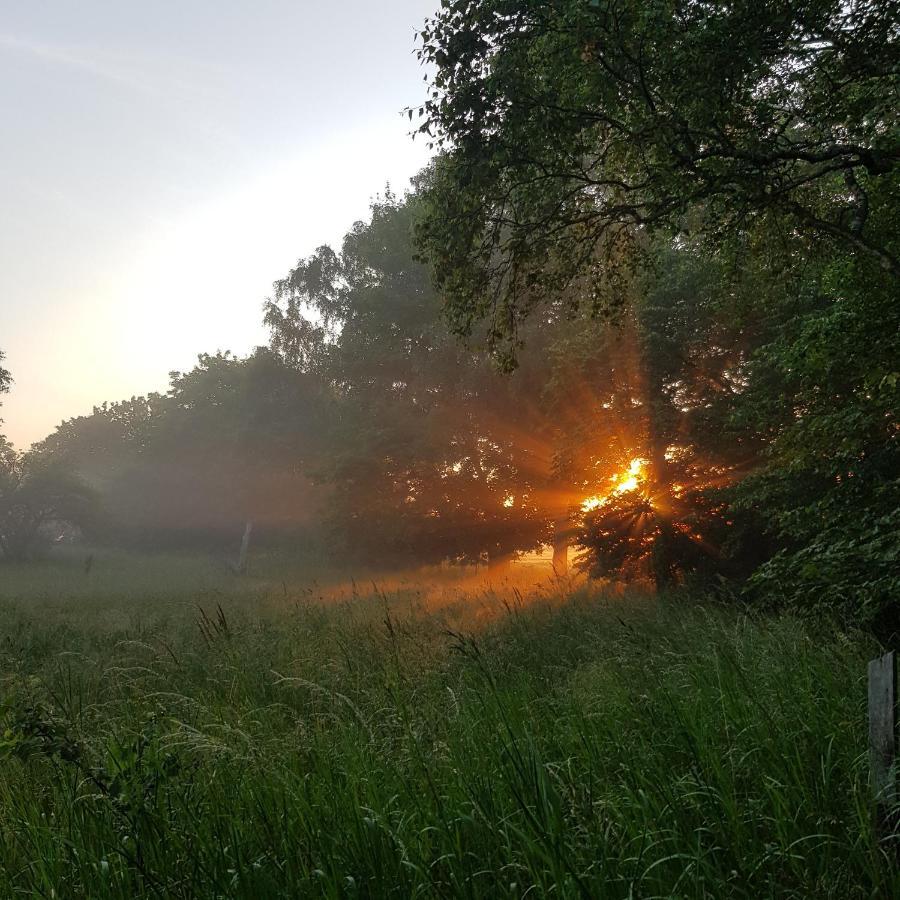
0, 553, 895, 898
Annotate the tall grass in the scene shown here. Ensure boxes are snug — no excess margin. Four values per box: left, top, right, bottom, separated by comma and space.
0, 577, 894, 898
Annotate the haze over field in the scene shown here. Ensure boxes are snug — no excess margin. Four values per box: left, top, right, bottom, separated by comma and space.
1, 0, 433, 449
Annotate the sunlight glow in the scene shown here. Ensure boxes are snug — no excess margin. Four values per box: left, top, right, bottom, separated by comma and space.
581, 457, 648, 512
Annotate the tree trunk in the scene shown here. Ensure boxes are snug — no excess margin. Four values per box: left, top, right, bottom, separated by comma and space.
552, 519, 569, 576
640, 319, 675, 590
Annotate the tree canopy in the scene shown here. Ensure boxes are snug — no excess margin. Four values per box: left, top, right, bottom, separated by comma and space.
33, 350, 328, 551
266, 190, 557, 566
409, 0, 899, 621
414, 0, 899, 364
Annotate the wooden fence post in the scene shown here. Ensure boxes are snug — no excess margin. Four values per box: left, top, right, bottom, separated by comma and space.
868, 650, 897, 832
237, 521, 253, 574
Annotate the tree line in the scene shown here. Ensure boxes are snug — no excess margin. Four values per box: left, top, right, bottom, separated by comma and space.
1, 0, 897, 628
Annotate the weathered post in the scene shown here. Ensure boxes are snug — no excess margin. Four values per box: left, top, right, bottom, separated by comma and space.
552, 518, 569, 577
868, 650, 897, 834
237, 520, 253, 574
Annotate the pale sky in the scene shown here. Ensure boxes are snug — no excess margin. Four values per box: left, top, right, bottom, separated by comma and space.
1, 1, 436, 448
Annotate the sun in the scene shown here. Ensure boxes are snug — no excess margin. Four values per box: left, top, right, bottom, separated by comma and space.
612, 457, 646, 495
581, 457, 648, 512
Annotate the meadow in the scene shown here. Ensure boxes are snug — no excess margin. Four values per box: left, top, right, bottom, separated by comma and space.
0, 551, 895, 898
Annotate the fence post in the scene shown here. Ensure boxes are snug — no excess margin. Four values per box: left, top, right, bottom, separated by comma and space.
237, 520, 253, 574
868, 650, 897, 833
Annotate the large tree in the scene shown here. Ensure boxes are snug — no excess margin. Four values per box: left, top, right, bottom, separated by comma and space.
266, 189, 556, 567
413, 0, 899, 606
415, 0, 898, 365
542, 237, 766, 586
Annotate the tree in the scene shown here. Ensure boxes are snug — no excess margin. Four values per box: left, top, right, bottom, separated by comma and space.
726, 235, 900, 630
264, 184, 770, 582
0, 449, 96, 561
541, 237, 764, 587
412, 0, 900, 608
36, 350, 329, 551
266, 189, 556, 567
415, 0, 899, 364
0, 350, 11, 449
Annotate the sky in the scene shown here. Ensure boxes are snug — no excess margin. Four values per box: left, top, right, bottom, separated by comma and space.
1, 1, 436, 449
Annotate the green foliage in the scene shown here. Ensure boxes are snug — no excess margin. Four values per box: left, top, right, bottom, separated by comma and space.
35, 350, 328, 550
413, 0, 899, 618
578, 485, 730, 587
266, 190, 556, 566
729, 241, 900, 629
542, 237, 763, 586
416, 0, 899, 362
0, 448, 96, 561
0, 581, 893, 897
